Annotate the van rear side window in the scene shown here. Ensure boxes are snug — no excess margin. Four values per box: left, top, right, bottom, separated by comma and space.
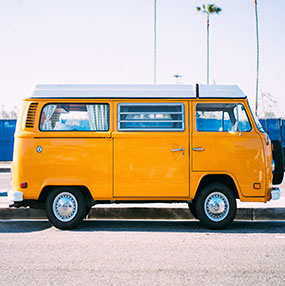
39, 103, 109, 131
118, 103, 185, 131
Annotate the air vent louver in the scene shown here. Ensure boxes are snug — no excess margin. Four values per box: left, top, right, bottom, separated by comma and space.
25, 103, 38, 128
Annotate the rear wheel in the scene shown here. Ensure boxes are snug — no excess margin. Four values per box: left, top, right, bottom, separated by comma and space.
196, 183, 236, 229
45, 187, 87, 230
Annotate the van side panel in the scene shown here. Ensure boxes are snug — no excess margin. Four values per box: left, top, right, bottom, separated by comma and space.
12, 99, 113, 200
35, 137, 112, 199
113, 132, 189, 198
13, 136, 112, 200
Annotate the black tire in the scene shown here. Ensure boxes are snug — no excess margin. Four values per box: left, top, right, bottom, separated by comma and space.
283, 147, 285, 169
85, 206, 91, 217
45, 187, 87, 230
188, 200, 198, 219
272, 140, 284, 185
196, 183, 236, 229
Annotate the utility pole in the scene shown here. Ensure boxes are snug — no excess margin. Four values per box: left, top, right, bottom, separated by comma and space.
154, 0, 157, 84
207, 13, 209, 84
255, 0, 259, 116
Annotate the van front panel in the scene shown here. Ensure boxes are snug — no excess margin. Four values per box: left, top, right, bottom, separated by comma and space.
191, 100, 266, 198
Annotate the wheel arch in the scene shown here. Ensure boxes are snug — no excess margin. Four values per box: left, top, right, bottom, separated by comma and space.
194, 174, 240, 200
38, 185, 93, 206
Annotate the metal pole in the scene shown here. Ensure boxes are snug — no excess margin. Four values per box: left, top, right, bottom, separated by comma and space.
154, 0, 157, 84
207, 13, 209, 85
255, 0, 259, 116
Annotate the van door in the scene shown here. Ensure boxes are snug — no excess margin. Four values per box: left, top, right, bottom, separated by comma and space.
192, 101, 266, 197
113, 102, 189, 198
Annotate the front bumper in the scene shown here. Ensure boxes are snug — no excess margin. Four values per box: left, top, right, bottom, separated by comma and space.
271, 188, 280, 200
8, 191, 23, 205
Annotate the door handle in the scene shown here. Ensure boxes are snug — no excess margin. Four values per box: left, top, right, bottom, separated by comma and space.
192, 147, 205, 151
171, 148, 184, 152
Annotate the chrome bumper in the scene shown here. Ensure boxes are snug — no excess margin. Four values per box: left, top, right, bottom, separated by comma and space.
8, 191, 23, 204
271, 188, 280, 200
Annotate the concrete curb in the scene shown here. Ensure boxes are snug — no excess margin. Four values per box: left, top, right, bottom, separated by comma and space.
0, 207, 284, 221
0, 167, 11, 173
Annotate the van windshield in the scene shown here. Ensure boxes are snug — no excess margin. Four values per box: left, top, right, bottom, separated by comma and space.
248, 105, 265, 133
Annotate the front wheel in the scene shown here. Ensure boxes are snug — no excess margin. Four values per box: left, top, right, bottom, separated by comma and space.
196, 183, 236, 229
46, 187, 87, 230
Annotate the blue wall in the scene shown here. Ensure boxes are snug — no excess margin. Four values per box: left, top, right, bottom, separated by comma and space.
259, 119, 284, 147
0, 120, 16, 161
259, 119, 282, 142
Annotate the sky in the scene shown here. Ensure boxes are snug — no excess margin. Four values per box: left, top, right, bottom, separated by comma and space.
0, 0, 284, 117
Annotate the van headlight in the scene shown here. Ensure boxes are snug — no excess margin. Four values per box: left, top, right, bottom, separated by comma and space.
272, 159, 275, 173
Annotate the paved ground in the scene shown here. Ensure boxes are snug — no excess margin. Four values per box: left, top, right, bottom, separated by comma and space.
0, 173, 11, 192
0, 220, 284, 285
1, 165, 285, 285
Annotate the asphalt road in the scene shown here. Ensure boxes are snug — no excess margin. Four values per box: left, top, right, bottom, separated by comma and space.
0, 220, 284, 286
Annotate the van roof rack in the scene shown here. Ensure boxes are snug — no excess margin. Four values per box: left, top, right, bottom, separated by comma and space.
30, 84, 247, 99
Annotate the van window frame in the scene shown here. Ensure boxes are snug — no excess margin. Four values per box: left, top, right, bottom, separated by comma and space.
195, 102, 252, 133
117, 102, 185, 132
38, 103, 110, 132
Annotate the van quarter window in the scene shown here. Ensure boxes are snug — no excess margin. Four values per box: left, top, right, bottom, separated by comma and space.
39, 103, 109, 131
118, 103, 185, 131
196, 103, 251, 132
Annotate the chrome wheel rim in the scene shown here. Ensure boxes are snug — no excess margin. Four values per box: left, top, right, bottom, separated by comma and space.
204, 192, 229, 222
52, 192, 78, 222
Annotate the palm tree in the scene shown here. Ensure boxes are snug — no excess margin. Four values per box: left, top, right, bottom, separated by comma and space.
197, 3, 222, 84
255, 0, 259, 116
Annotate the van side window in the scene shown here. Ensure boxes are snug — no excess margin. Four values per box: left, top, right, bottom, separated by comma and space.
196, 103, 251, 132
118, 103, 184, 131
40, 104, 109, 131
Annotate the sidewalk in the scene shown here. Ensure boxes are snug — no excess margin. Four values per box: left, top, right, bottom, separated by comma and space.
1, 162, 284, 221
0, 162, 11, 173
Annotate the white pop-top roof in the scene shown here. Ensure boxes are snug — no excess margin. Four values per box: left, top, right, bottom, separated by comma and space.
30, 84, 247, 99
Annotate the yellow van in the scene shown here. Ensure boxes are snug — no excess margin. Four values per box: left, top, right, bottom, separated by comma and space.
8, 84, 283, 229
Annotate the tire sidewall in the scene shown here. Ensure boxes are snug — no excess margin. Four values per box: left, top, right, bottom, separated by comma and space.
188, 200, 198, 219
46, 187, 87, 230
196, 183, 236, 229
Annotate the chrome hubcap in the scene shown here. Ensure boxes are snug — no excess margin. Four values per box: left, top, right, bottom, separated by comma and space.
53, 192, 78, 222
204, 192, 229, 222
